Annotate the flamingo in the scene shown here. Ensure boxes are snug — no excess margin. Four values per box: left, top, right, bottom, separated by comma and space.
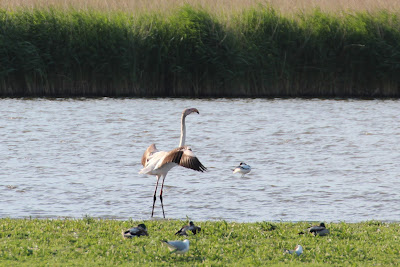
139, 108, 207, 218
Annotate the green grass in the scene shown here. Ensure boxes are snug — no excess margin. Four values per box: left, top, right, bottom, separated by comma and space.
0, 218, 398, 266
1, 5, 400, 97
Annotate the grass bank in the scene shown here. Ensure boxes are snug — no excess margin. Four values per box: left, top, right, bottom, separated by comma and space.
1, 5, 400, 97
0, 218, 399, 266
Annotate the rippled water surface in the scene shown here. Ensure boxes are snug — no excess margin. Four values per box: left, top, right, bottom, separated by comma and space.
1, 98, 400, 222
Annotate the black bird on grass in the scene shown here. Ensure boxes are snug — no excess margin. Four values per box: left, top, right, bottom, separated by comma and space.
175, 221, 201, 236
299, 222, 329, 236
123, 223, 148, 238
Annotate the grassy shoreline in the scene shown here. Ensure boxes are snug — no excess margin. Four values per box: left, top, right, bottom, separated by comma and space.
1, 5, 400, 97
0, 218, 399, 265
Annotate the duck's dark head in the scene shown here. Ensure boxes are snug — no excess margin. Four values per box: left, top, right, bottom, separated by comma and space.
138, 223, 147, 230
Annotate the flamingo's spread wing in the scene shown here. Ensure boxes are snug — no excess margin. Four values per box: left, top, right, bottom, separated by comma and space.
162, 146, 207, 172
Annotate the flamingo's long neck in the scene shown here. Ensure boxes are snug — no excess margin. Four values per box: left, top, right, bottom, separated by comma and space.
179, 114, 186, 147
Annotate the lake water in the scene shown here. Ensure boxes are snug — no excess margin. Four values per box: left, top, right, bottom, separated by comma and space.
1, 98, 400, 222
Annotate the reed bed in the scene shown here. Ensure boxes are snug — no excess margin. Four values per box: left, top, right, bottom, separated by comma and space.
1, 3, 400, 97
3, 0, 400, 15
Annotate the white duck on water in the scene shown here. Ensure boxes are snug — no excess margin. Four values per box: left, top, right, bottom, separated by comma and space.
233, 162, 251, 177
139, 108, 207, 218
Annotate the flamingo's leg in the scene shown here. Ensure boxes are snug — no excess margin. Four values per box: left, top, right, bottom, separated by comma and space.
160, 174, 167, 218
151, 175, 161, 217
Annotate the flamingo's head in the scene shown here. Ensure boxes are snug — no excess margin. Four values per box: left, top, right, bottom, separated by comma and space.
183, 108, 199, 117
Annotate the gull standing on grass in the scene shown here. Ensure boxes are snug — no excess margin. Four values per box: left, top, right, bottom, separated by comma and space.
162, 239, 190, 254
284, 245, 303, 256
233, 162, 251, 177
139, 108, 207, 218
